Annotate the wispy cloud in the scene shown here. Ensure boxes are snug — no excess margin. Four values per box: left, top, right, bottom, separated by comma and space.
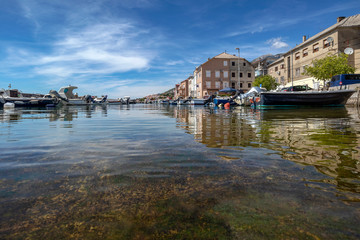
165, 60, 184, 66
225, 1, 359, 38
266, 37, 289, 49
1, 1, 163, 97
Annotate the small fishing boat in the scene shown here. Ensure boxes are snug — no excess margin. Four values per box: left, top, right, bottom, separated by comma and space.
236, 87, 355, 108
255, 90, 355, 108
0, 88, 59, 108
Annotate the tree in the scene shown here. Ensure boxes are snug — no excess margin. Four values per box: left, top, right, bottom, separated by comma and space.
303, 53, 356, 84
253, 75, 278, 91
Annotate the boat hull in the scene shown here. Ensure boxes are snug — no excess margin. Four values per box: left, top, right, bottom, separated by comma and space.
190, 99, 205, 105
1, 98, 58, 107
259, 90, 355, 107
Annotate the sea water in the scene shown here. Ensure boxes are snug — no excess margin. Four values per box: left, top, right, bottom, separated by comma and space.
0, 104, 359, 239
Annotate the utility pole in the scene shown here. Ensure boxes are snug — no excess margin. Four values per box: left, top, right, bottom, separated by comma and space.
236, 48, 240, 89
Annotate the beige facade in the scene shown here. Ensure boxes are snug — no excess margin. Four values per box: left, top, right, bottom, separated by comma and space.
174, 78, 189, 99
268, 15, 360, 88
194, 52, 255, 98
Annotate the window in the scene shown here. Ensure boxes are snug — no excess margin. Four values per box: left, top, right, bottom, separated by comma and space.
275, 66, 278, 71
223, 82, 229, 88
240, 83, 243, 88
215, 81, 220, 88
240, 72, 243, 78
303, 48, 308, 57
302, 65, 308, 72
280, 76, 285, 84
313, 43, 319, 53
206, 81, 211, 88
248, 83, 251, 88
243, 62, 246, 66
295, 68, 300, 77
232, 72, 235, 78
248, 73, 251, 78
280, 64, 285, 69
231, 61, 235, 66
206, 70, 211, 77
223, 71, 228, 78
215, 71, 220, 78
295, 52, 300, 60
323, 39, 330, 48
224, 61, 228, 66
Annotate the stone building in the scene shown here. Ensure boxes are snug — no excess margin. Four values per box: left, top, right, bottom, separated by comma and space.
268, 14, 360, 88
193, 52, 255, 98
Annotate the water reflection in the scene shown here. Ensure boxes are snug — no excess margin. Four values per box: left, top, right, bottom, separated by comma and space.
171, 106, 360, 197
0, 105, 359, 239
0, 105, 109, 123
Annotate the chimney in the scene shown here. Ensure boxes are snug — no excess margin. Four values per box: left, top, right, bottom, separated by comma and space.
337, 16, 346, 23
302, 35, 307, 42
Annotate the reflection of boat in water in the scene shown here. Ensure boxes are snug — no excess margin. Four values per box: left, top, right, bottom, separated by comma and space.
54, 86, 107, 106
258, 107, 349, 120
0, 88, 59, 108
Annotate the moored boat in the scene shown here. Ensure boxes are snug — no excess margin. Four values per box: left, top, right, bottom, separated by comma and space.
0, 88, 60, 108
56, 85, 107, 105
258, 89, 355, 107
190, 99, 206, 105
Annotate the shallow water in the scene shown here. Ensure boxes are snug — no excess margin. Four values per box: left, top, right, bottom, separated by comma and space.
0, 104, 359, 239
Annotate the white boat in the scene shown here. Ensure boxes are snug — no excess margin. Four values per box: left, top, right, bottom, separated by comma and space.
108, 96, 131, 105
57, 86, 107, 105
0, 88, 59, 108
190, 99, 206, 105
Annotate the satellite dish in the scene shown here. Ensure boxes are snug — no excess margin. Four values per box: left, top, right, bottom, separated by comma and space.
326, 37, 334, 43
344, 47, 354, 55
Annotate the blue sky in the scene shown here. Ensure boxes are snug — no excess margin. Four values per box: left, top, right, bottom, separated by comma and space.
0, 0, 359, 98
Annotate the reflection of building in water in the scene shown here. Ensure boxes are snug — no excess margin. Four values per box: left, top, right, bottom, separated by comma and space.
258, 108, 360, 195
172, 106, 360, 195
174, 107, 257, 148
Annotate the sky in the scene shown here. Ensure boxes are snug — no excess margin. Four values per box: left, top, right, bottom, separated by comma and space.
0, 0, 359, 98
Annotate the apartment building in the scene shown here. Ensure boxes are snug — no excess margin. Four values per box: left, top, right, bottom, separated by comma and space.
268, 14, 360, 88
174, 77, 190, 99
193, 52, 255, 98
251, 54, 283, 77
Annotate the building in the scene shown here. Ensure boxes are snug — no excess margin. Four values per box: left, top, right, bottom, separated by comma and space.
268, 14, 360, 88
174, 77, 190, 99
193, 52, 255, 98
251, 54, 283, 77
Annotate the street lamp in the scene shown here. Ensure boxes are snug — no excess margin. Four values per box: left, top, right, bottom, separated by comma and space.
235, 48, 240, 89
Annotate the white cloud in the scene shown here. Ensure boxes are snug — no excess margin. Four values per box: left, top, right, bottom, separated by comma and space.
266, 37, 289, 49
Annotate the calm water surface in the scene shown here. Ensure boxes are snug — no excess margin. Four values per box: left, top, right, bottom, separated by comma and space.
0, 104, 359, 239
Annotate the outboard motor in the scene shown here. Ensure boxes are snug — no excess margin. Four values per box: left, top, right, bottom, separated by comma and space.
84, 95, 94, 104
99, 95, 108, 103
204, 95, 216, 105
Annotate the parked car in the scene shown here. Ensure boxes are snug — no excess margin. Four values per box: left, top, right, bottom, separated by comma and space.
282, 85, 312, 91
